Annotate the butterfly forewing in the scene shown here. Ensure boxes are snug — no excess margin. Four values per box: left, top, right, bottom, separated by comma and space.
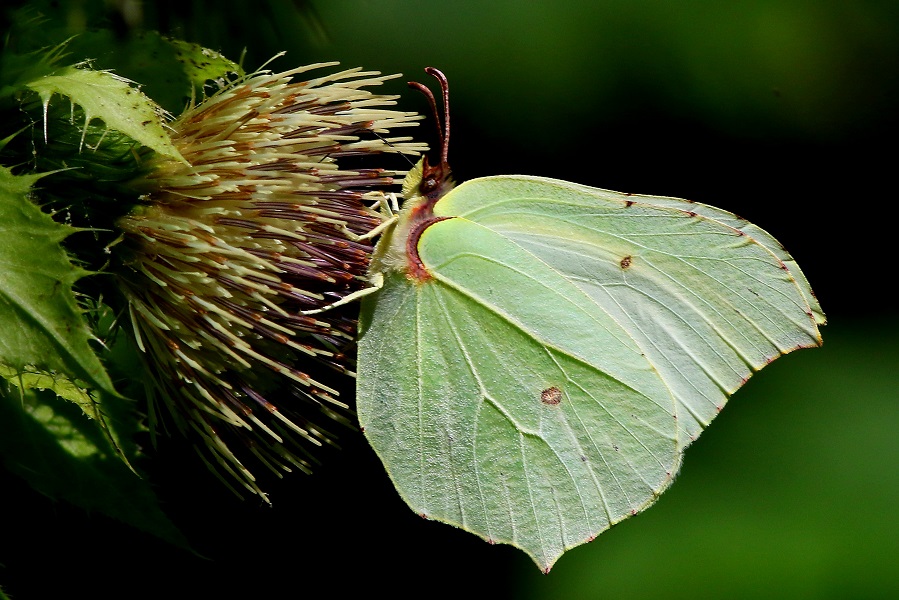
432, 176, 822, 446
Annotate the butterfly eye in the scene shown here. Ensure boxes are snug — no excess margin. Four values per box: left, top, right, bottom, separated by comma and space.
421, 176, 438, 194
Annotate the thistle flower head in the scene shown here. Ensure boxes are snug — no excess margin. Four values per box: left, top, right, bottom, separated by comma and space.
116, 62, 425, 501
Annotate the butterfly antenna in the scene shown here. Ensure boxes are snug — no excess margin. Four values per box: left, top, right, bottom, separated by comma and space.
425, 67, 450, 167
409, 67, 451, 168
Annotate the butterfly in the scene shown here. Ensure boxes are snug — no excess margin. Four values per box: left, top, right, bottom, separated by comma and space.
354, 68, 824, 572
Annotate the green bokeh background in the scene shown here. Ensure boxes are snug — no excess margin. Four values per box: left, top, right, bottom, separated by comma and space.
2, 2, 897, 598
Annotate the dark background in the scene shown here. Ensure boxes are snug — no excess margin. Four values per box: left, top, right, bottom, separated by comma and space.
2, 1, 898, 598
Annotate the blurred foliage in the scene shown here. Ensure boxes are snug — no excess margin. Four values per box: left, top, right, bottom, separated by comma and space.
0, 385, 188, 549
304, 1, 899, 142
11, 0, 898, 141
1, 1, 896, 598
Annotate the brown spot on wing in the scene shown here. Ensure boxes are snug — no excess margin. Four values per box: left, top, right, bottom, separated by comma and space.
541, 386, 562, 405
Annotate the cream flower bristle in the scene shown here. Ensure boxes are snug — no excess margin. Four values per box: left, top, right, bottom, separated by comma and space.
116, 62, 425, 501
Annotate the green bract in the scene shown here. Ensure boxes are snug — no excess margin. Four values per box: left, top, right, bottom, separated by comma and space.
25, 66, 184, 163
358, 164, 824, 571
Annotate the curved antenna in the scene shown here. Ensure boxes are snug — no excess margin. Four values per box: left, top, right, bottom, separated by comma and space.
425, 67, 450, 167
408, 67, 451, 168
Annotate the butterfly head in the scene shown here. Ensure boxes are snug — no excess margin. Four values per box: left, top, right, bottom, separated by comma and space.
373, 68, 457, 279
406, 67, 455, 205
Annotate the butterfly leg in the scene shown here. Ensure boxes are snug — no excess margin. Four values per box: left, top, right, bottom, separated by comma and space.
341, 193, 400, 242
300, 272, 384, 315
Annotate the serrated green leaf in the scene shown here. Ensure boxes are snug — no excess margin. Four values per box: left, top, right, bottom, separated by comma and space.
154, 35, 244, 111
0, 165, 116, 396
170, 38, 242, 79
0, 384, 188, 549
25, 66, 184, 162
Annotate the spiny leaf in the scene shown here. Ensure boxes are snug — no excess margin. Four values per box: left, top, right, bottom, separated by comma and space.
0, 165, 116, 397
165, 36, 244, 103
25, 65, 184, 162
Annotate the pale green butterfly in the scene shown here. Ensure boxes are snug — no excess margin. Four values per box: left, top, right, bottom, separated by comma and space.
354, 68, 825, 572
